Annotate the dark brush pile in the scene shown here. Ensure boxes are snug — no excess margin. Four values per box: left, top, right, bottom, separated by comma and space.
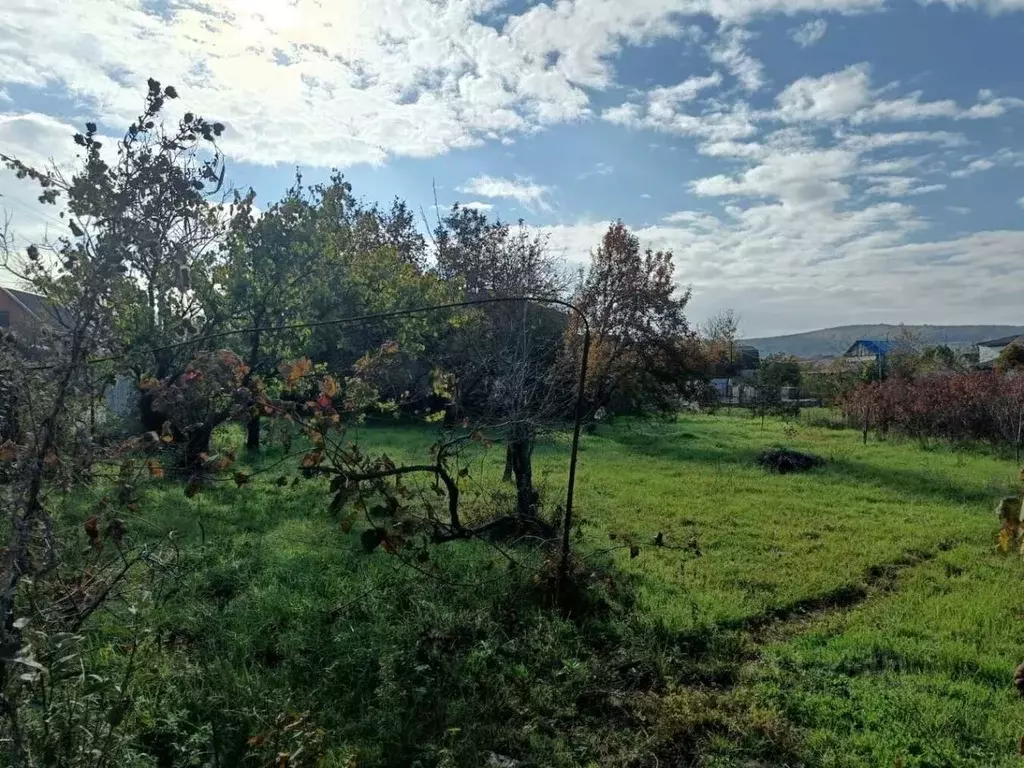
757, 448, 825, 474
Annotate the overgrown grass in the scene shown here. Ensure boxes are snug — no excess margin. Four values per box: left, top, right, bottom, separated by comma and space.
50, 412, 1024, 766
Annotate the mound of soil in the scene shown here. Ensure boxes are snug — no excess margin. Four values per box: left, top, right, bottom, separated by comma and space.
757, 447, 825, 474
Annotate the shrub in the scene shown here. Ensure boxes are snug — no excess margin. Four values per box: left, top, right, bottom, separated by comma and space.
841, 371, 1024, 454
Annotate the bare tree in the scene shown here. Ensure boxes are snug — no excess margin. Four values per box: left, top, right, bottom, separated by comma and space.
432, 206, 571, 520
699, 308, 741, 375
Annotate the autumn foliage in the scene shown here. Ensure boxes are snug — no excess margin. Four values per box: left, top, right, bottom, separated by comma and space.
841, 372, 1024, 450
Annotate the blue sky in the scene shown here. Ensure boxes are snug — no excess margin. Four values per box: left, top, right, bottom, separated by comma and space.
2, 0, 1024, 336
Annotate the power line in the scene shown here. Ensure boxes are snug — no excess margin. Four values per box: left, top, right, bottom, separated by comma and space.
23, 295, 588, 370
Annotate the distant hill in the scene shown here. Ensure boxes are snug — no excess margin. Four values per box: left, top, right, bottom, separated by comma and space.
741, 325, 1024, 359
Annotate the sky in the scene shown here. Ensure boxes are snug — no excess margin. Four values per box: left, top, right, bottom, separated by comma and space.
2, 0, 1024, 337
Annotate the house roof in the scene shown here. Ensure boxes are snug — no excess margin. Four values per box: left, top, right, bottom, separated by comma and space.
978, 334, 1024, 348
843, 339, 899, 357
2, 287, 70, 327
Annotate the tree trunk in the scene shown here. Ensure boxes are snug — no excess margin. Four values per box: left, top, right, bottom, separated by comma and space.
139, 390, 166, 433
244, 328, 262, 453
246, 414, 261, 454
184, 423, 216, 472
503, 442, 514, 482
508, 426, 536, 518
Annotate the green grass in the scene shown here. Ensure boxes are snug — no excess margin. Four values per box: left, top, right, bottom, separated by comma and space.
46, 412, 1024, 766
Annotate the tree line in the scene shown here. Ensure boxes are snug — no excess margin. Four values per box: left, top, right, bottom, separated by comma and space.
0, 80, 714, 565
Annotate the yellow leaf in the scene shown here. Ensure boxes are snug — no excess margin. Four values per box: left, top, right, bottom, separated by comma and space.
279, 357, 313, 389
320, 375, 339, 399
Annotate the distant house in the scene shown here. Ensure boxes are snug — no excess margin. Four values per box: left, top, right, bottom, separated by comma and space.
0, 286, 66, 335
735, 345, 760, 376
844, 339, 892, 362
977, 334, 1024, 368
843, 339, 918, 377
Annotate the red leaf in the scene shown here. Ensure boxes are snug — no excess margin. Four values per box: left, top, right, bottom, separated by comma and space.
300, 450, 323, 468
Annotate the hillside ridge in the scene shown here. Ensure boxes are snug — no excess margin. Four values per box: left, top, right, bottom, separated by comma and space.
741, 324, 1024, 358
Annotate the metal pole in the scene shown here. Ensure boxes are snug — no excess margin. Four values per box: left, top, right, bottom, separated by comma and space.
560, 324, 590, 585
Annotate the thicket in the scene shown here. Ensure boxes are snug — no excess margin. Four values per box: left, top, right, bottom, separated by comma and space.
841, 372, 1024, 456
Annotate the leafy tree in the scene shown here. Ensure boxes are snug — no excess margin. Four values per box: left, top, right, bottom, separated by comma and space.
996, 341, 1024, 374
0, 82, 231, 764
358, 197, 427, 268
435, 205, 565, 299
756, 354, 802, 391
884, 326, 923, 381
301, 176, 452, 384
218, 175, 318, 451
919, 344, 961, 373
3, 79, 228, 456
572, 221, 697, 416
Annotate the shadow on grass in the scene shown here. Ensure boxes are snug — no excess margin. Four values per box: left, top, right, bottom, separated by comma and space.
605, 429, 763, 467
606, 428, 1002, 507
824, 459, 999, 507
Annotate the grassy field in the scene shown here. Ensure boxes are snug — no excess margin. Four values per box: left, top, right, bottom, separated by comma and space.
54, 412, 1024, 766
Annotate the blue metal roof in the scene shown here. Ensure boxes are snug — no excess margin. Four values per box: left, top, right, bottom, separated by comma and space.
845, 339, 899, 356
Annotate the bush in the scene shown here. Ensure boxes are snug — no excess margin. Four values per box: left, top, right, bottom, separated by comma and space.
841, 372, 1024, 452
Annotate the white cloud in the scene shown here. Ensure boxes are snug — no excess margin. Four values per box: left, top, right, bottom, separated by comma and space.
838, 130, 969, 150
773, 64, 1023, 125
577, 162, 614, 180
859, 157, 924, 174
1018, 197, 1024, 210
537, 212, 1024, 336
4, 0, 1015, 177
640, 193, 652, 199
648, 72, 723, 107
949, 148, 1024, 178
951, 158, 996, 178
662, 210, 722, 228
790, 19, 828, 47
0, 113, 90, 249
863, 176, 945, 197
459, 201, 494, 211
708, 27, 764, 92
602, 91, 757, 145
923, 0, 1024, 13
1, 0, 699, 168
776, 64, 872, 121
691, 148, 858, 207
947, 206, 971, 215
457, 175, 552, 210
